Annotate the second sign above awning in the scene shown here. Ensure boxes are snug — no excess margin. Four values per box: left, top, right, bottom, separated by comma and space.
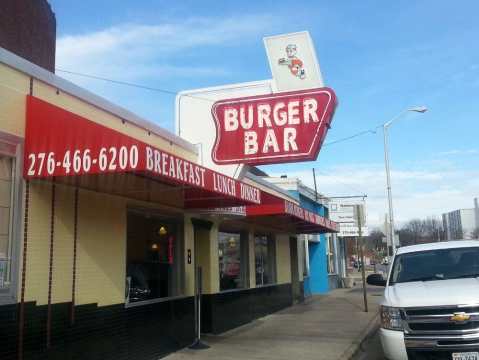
246, 200, 338, 234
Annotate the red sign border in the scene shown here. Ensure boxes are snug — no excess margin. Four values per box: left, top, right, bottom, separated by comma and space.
211, 87, 337, 166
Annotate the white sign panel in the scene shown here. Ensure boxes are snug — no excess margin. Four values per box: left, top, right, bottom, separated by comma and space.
264, 31, 324, 92
329, 199, 369, 237
176, 80, 274, 179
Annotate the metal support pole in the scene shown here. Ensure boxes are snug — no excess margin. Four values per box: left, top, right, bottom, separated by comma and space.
312, 168, 318, 202
383, 125, 396, 252
189, 266, 209, 350
357, 205, 368, 313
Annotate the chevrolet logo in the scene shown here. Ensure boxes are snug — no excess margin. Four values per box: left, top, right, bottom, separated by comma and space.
450, 312, 471, 322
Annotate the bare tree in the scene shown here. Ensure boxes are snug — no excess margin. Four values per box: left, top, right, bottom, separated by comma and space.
399, 218, 444, 246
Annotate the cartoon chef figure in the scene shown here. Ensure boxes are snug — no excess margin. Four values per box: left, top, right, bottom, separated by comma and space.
278, 44, 306, 79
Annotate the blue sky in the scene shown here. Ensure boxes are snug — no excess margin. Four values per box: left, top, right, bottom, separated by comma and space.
49, 0, 479, 226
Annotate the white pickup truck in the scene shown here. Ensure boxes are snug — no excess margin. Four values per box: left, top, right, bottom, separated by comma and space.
367, 240, 479, 360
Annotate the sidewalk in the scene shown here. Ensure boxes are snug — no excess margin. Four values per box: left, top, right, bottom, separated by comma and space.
164, 285, 383, 360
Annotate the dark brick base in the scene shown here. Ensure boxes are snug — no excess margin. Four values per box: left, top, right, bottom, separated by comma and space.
201, 283, 293, 334
0, 297, 195, 360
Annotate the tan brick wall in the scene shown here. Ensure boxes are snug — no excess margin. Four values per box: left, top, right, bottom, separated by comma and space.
24, 181, 52, 304
76, 189, 127, 306
0, 63, 29, 137
276, 234, 292, 284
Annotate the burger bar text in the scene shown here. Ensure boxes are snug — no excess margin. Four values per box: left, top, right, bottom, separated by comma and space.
212, 88, 337, 165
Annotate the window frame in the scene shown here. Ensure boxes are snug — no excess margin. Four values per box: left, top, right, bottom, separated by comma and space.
254, 233, 277, 287
124, 208, 185, 307
0, 132, 23, 305
218, 229, 249, 292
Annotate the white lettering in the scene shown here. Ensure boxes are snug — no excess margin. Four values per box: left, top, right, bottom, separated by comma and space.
175, 159, 183, 181
257, 104, 272, 128
199, 168, 206, 187
273, 102, 287, 126
303, 98, 319, 123
162, 153, 168, 175
146, 147, 154, 171
239, 105, 254, 130
188, 163, 195, 185
169, 157, 176, 178
244, 131, 258, 155
288, 100, 300, 125
284, 128, 298, 151
262, 129, 279, 153
224, 108, 239, 131
154, 150, 161, 173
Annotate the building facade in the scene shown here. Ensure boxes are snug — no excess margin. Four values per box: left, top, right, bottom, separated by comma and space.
0, 0, 56, 72
0, 47, 337, 360
265, 177, 345, 294
442, 208, 477, 241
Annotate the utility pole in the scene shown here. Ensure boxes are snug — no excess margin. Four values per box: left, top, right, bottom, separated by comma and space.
356, 204, 368, 313
312, 168, 318, 202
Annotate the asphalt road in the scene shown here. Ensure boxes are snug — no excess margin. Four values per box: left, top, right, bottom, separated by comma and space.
352, 329, 385, 360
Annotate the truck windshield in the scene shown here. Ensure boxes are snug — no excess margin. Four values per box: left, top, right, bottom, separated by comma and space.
390, 246, 479, 285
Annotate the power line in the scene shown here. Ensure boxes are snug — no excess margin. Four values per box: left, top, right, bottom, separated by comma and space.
323, 128, 380, 147
56, 68, 388, 149
55, 68, 216, 103
313, 167, 367, 197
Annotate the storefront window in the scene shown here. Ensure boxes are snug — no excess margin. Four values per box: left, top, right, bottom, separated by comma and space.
255, 234, 276, 286
126, 211, 183, 303
0, 156, 13, 290
218, 231, 245, 291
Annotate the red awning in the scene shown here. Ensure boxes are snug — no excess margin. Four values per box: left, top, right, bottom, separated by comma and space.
23, 95, 266, 209
246, 200, 338, 234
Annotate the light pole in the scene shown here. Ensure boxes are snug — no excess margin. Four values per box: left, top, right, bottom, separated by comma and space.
383, 106, 427, 252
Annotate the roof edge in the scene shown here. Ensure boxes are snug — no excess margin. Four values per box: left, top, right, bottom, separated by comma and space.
0, 47, 198, 154
245, 172, 297, 202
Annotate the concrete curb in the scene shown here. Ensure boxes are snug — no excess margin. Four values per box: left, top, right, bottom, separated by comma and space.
337, 311, 380, 360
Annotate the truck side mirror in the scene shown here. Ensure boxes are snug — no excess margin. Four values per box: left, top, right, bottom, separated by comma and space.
367, 273, 386, 287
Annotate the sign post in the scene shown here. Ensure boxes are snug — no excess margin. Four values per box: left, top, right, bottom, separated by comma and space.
189, 266, 209, 350
356, 205, 368, 313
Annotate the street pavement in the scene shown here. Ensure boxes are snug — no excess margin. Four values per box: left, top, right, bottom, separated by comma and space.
352, 329, 384, 360
164, 284, 383, 360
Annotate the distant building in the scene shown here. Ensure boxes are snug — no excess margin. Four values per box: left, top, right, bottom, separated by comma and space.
0, 0, 56, 72
265, 176, 346, 294
442, 208, 477, 240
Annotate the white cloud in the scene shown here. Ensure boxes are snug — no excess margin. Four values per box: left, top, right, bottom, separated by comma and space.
56, 15, 278, 81
269, 162, 479, 229
438, 149, 478, 156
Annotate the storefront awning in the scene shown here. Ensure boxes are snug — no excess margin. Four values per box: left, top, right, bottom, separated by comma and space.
246, 200, 338, 234
23, 95, 265, 209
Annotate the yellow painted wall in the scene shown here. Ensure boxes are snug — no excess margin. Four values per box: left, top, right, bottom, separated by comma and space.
0, 62, 197, 159
75, 189, 127, 306
196, 219, 220, 295
24, 182, 52, 304
51, 184, 75, 303
0, 63, 29, 137
275, 234, 292, 284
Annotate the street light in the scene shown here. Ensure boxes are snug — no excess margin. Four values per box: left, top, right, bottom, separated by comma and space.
383, 106, 428, 252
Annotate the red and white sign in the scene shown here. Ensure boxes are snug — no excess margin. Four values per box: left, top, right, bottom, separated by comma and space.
211, 87, 337, 165
24, 96, 262, 205
246, 200, 338, 233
